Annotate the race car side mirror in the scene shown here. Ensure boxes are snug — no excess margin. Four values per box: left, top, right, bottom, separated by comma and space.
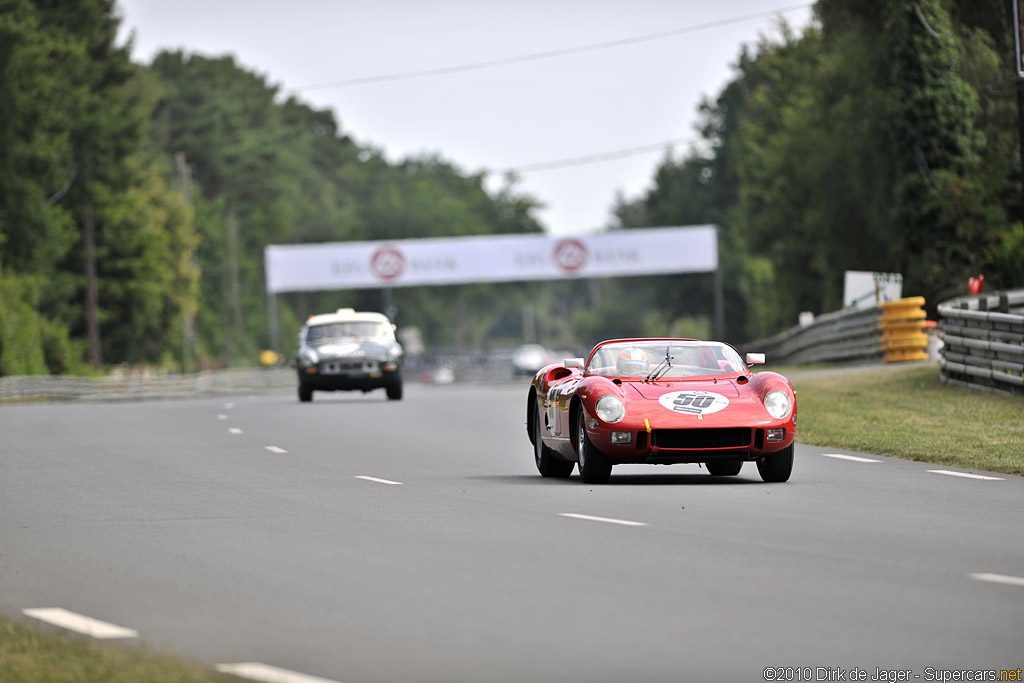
564, 358, 584, 368
745, 353, 765, 365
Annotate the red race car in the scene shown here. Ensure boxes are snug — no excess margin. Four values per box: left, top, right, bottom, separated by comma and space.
526, 338, 796, 483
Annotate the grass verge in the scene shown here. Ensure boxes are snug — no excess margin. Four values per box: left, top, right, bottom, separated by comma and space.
0, 617, 231, 683
787, 362, 1024, 476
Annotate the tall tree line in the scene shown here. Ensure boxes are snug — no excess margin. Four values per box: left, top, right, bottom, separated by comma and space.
0, 0, 544, 376
614, 0, 1023, 342
4, 0, 1023, 375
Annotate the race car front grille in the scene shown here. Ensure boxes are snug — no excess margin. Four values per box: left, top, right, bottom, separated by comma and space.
652, 428, 752, 450
320, 360, 379, 374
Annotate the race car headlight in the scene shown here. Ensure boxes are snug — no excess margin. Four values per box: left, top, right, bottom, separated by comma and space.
387, 344, 403, 361
595, 395, 625, 423
299, 350, 318, 367
764, 390, 792, 419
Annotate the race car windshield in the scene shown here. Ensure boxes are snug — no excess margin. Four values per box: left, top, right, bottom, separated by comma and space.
306, 322, 393, 344
587, 341, 745, 378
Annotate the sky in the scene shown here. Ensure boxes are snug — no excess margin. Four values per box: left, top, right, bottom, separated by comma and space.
114, 1, 816, 237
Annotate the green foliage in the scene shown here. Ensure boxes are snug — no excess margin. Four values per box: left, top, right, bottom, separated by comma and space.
0, 0, 193, 375
993, 223, 1024, 289
0, 615, 233, 683
91, 158, 199, 365
0, 270, 80, 375
617, 0, 1017, 342
0, 0, 81, 276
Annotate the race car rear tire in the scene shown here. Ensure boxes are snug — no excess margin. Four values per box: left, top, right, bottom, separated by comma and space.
298, 382, 313, 403
576, 409, 612, 484
706, 459, 743, 476
386, 382, 403, 401
756, 443, 794, 483
532, 406, 573, 478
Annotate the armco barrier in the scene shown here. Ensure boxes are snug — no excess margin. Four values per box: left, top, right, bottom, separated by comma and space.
742, 298, 933, 366
0, 367, 295, 402
937, 288, 1024, 396
741, 305, 883, 365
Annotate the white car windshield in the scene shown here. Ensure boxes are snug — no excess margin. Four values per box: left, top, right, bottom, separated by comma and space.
587, 341, 745, 378
306, 322, 392, 344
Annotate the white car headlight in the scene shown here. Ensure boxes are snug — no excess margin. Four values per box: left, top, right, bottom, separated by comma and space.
764, 390, 792, 419
595, 394, 625, 423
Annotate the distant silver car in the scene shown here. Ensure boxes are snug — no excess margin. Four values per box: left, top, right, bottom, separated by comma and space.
295, 309, 404, 402
512, 344, 556, 377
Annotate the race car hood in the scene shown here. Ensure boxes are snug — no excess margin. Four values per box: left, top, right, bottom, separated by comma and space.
311, 341, 392, 361
625, 379, 742, 399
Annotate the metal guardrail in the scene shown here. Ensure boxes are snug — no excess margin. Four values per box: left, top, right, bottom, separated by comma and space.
936, 289, 1024, 396
0, 368, 295, 403
0, 360, 534, 403
743, 298, 936, 367
741, 305, 884, 365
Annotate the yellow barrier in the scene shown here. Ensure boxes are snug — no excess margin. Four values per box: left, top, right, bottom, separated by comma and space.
260, 349, 284, 366
879, 297, 929, 362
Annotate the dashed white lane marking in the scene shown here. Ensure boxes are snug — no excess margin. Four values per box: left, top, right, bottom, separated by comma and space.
229, 428, 243, 435
821, 453, 881, 463
224, 402, 235, 409
217, 662, 345, 683
927, 470, 1004, 481
971, 573, 1024, 588
354, 476, 403, 485
217, 414, 228, 420
265, 446, 287, 454
559, 513, 647, 527
22, 608, 139, 639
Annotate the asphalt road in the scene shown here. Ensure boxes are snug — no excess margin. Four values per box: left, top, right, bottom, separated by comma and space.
1, 383, 1022, 683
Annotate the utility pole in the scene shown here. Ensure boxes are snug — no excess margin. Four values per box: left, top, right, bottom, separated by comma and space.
1013, 0, 1024, 227
227, 209, 244, 364
175, 152, 197, 373
83, 204, 101, 369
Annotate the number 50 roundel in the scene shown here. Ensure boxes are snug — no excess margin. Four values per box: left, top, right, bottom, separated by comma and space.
658, 390, 730, 416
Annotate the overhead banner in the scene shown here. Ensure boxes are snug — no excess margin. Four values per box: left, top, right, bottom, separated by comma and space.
265, 225, 717, 293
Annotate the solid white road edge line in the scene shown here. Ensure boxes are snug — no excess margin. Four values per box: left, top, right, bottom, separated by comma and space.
559, 513, 647, 527
821, 453, 881, 463
22, 608, 139, 639
217, 662, 345, 683
927, 470, 1004, 481
970, 573, 1024, 588
265, 446, 287, 454
355, 476, 403, 485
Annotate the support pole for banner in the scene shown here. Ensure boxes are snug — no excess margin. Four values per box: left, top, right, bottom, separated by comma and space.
267, 289, 279, 354
382, 287, 396, 321
713, 227, 725, 340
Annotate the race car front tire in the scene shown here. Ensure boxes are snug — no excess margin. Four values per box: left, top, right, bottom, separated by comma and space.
756, 443, 794, 483
575, 409, 612, 484
386, 381, 403, 401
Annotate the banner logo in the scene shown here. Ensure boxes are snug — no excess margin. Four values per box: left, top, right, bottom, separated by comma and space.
370, 245, 406, 281
553, 238, 588, 274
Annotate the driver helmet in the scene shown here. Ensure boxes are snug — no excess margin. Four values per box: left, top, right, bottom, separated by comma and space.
616, 347, 649, 376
